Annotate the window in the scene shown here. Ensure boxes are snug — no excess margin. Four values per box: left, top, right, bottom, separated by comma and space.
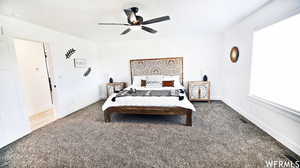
250, 13, 300, 112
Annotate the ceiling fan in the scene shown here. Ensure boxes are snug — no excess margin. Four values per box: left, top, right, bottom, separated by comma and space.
98, 7, 170, 35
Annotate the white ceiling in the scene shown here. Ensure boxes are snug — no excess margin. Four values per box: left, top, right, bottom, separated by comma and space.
0, 0, 270, 42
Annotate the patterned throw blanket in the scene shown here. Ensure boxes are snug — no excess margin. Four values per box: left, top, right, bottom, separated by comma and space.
111, 89, 185, 102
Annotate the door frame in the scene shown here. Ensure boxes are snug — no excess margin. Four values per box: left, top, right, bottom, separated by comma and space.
13, 37, 57, 119
42, 42, 58, 119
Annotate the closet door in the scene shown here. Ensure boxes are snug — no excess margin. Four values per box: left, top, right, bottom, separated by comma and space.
0, 37, 30, 148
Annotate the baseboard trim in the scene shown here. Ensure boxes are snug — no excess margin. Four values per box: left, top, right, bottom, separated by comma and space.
57, 98, 102, 119
223, 98, 300, 156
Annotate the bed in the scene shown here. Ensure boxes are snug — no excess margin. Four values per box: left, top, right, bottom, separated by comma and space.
102, 57, 195, 126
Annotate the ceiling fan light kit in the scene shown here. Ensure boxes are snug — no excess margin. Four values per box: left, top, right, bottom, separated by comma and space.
130, 25, 141, 31
98, 7, 170, 35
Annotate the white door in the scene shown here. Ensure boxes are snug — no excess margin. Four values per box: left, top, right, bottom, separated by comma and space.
0, 37, 30, 148
14, 39, 53, 116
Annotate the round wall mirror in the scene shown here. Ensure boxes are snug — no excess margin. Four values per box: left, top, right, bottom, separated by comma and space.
230, 46, 239, 63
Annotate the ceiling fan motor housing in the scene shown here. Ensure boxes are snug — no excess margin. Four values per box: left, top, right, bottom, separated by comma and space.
136, 16, 143, 24
131, 7, 139, 13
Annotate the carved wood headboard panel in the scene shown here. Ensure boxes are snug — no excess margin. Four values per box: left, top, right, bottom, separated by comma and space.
130, 57, 183, 84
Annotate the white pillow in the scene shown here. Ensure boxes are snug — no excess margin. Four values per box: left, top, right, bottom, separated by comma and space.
163, 75, 181, 87
132, 76, 146, 87
145, 75, 163, 88
146, 81, 162, 88
146, 75, 163, 82
146, 83, 161, 88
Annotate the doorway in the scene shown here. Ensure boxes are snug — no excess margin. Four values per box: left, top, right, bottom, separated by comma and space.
14, 38, 56, 131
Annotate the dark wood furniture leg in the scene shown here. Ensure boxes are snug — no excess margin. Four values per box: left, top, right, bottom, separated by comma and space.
186, 110, 192, 126
104, 111, 111, 122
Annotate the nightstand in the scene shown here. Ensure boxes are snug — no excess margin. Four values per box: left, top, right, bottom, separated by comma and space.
106, 82, 126, 97
188, 81, 211, 103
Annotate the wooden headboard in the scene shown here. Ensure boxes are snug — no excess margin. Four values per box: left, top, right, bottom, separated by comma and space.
130, 57, 183, 84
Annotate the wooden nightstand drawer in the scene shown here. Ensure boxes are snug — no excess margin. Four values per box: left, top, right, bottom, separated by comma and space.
106, 82, 126, 98
188, 81, 211, 103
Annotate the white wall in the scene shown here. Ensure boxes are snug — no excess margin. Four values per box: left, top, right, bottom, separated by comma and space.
0, 36, 30, 148
99, 34, 224, 99
0, 15, 102, 148
221, 0, 300, 155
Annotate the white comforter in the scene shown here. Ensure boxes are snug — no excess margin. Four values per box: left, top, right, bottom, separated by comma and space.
102, 85, 196, 111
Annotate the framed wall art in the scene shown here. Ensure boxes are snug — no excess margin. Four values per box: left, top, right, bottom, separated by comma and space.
74, 58, 87, 68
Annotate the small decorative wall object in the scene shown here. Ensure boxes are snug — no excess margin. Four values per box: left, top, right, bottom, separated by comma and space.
230, 46, 239, 63
74, 58, 87, 68
203, 75, 208, 81
109, 77, 114, 83
83, 67, 91, 77
65, 48, 76, 59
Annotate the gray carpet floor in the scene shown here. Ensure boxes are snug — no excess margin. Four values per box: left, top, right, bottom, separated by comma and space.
0, 101, 299, 168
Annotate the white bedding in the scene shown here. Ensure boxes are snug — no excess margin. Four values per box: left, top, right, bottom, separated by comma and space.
102, 85, 196, 111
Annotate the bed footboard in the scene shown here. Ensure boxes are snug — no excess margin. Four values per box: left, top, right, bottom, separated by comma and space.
104, 106, 192, 126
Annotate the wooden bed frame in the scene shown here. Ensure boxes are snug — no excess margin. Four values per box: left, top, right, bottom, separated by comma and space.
104, 57, 193, 126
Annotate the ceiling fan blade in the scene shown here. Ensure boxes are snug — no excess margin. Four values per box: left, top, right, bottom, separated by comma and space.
123, 8, 132, 17
121, 28, 131, 35
98, 23, 129, 26
142, 16, 170, 25
141, 26, 157, 34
